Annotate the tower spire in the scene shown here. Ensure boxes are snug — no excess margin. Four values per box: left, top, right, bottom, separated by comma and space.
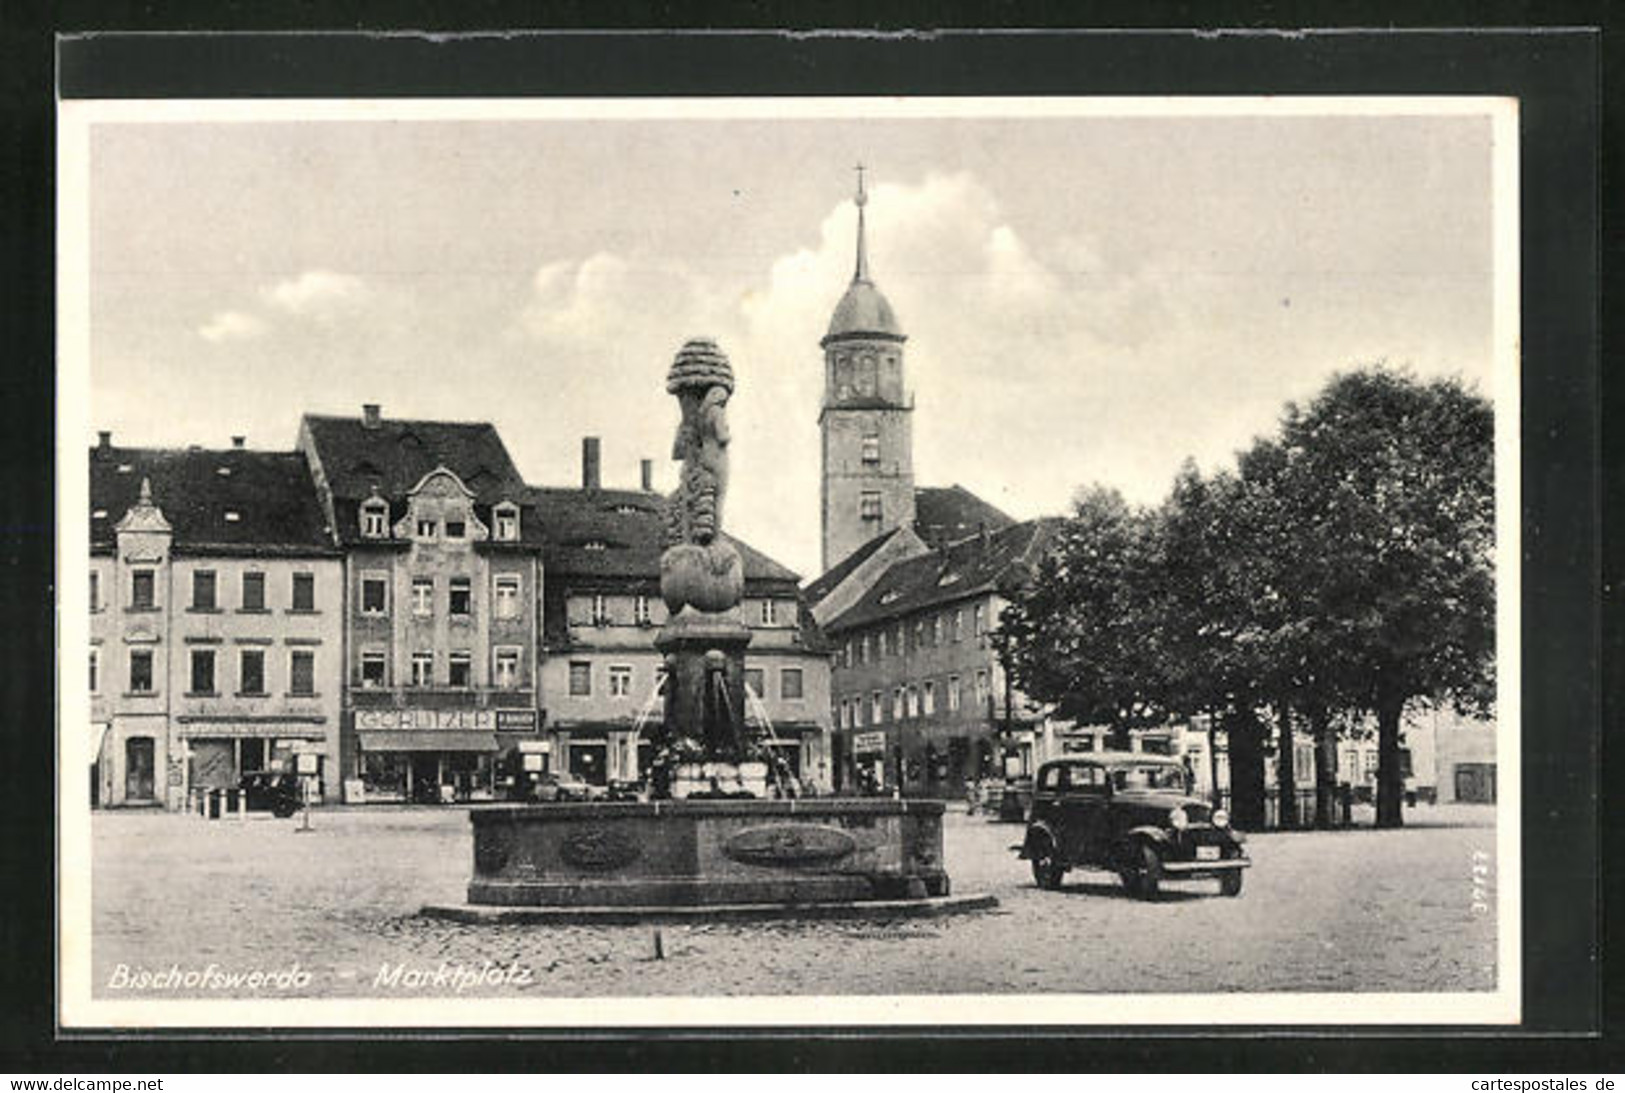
853, 163, 870, 284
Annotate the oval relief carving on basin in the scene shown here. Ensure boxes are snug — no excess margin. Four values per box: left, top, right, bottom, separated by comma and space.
725, 824, 857, 866
560, 827, 642, 871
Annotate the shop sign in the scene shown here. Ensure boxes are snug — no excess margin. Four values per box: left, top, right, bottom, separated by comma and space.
496, 710, 540, 732
852, 731, 886, 756
355, 708, 496, 731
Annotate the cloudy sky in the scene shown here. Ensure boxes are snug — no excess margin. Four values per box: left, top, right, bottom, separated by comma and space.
84, 105, 1500, 579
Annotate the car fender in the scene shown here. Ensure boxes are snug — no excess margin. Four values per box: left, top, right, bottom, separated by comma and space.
1114, 826, 1173, 866
1017, 821, 1061, 860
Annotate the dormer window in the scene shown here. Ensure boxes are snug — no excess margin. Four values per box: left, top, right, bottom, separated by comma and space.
216, 466, 232, 477
583, 540, 608, 552
416, 518, 437, 540
92, 509, 107, 520
936, 571, 962, 587
493, 503, 519, 542
116, 463, 133, 474
879, 590, 901, 605
360, 500, 388, 539
224, 510, 241, 523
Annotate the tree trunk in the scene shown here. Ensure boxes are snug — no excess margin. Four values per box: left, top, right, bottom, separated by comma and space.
1226, 708, 1267, 831
1312, 707, 1338, 829
1375, 694, 1406, 828
1275, 701, 1297, 830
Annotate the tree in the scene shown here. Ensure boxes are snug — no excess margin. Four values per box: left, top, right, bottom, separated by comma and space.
1268, 368, 1496, 827
995, 487, 1166, 746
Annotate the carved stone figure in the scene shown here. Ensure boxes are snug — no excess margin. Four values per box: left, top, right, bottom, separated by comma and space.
660, 338, 744, 615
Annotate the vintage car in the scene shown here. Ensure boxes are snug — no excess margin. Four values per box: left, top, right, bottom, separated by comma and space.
1015, 754, 1248, 899
238, 771, 302, 818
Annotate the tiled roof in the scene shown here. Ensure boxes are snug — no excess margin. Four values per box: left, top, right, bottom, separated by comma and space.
301, 414, 541, 548
913, 485, 1016, 547
802, 527, 901, 605
90, 446, 336, 555
822, 517, 1061, 635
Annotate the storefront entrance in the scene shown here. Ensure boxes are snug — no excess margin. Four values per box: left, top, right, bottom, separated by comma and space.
125, 737, 155, 802
570, 742, 608, 785
355, 730, 500, 803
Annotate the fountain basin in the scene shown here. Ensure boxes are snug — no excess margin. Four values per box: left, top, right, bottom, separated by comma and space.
459, 798, 950, 908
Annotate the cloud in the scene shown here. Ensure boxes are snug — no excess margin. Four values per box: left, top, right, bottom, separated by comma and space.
261, 270, 368, 315
197, 309, 267, 343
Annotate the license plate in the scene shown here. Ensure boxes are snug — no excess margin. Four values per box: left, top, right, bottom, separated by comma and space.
1196, 845, 1221, 861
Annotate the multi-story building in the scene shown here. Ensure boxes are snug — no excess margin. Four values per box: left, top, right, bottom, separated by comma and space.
298, 406, 546, 803
90, 433, 345, 807
535, 438, 834, 791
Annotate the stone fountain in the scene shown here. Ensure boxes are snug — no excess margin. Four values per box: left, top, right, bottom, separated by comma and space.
425, 339, 989, 922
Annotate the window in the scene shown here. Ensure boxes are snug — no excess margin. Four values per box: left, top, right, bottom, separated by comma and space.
291, 572, 315, 611
444, 519, 466, 540
411, 578, 434, 617
241, 571, 266, 611
974, 603, 987, 637
360, 651, 387, 688
744, 667, 766, 699
190, 571, 217, 610
448, 651, 472, 688
931, 614, 943, 645
781, 668, 804, 700
974, 669, 990, 707
89, 571, 101, 612
897, 624, 907, 655
893, 688, 905, 721
860, 492, 882, 521
128, 649, 153, 694
189, 649, 216, 694
239, 649, 266, 695
130, 569, 155, 610
494, 648, 520, 690
289, 651, 316, 696
361, 501, 388, 539
494, 576, 521, 620
861, 433, 880, 465
843, 640, 854, 669
952, 609, 964, 642
411, 651, 434, 687
850, 697, 863, 728
948, 674, 961, 712
760, 599, 778, 626
89, 648, 99, 693
591, 594, 609, 626
905, 685, 919, 718
416, 518, 437, 540
859, 635, 870, 664
568, 661, 592, 696
923, 680, 936, 715
914, 619, 925, 650
449, 578, 472, 617
634, 594, 652, 627
609, 665, 632, 698
360, 575, 387, 615
871, 691, 884, 724
494, 505, 518, 542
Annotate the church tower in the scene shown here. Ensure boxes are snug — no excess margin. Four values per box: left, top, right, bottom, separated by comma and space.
819, 168, 916, 573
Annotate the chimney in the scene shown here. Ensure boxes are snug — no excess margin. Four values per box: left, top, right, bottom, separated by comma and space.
362, 403, 381, 429
97, 430, 111, 450
582, 436, 601, 491
640, 458, 653, 492
230, 436, 245, 449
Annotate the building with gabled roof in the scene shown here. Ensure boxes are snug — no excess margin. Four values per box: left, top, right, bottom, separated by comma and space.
89, 434, 345, 808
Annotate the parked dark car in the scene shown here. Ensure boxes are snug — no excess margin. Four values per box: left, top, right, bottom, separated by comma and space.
1016, 754, 1248, 899
239, 771, 302, 818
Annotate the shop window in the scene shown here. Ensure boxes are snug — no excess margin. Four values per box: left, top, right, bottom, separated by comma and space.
291, 572, 315, 612
130, 569, 155, 611
189, 649, 216, 694
360, 500, 388, 539
494, 648, 520, 690
89, 648, 99, 694
444, 519, 467, 540
239, 649, 266, 695
411, 578, 434, 617
634, 594, 652, 627
360, 651, 387, 688
609, 664, 632, 698
860, 492, 882, 521
241, 571, 266, 611
948, 674, 961, 712
861, 433, 880, 465
410, 652, 434, 687
128, 649, 154, 694
568, 661, 591, 696
89, 571, 101, 612
448, 651, 472, 688
744, 668, 765, 699
449, 578, 472, 617
289, 651, 316, 696
191, 570, 217, 611
494, 576, 521, 620
923, 680, 936, 716
360, 575, 387, 616
781, 668, 804, 700
493, 504, 519, 542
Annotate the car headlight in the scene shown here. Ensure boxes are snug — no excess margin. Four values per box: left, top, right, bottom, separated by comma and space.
1169, 806, 1189, 830
1212, 808, 1230, 828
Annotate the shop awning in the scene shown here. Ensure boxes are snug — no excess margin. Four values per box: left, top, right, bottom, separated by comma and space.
357, 730, 499, 753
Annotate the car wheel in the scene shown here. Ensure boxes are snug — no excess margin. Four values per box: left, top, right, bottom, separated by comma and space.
1029, 833, 1064, 890
273, 801, 296, 819
1135, 842, 1163, 901
1219, 869, 1243, 897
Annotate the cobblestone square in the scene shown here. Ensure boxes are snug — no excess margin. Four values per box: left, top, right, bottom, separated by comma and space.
89, 803, 1499, 999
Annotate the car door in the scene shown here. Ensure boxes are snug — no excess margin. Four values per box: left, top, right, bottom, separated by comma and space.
1058, 763, 1109, 864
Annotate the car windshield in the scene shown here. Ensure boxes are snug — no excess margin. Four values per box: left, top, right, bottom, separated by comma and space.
1110, 765, 1187, 793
